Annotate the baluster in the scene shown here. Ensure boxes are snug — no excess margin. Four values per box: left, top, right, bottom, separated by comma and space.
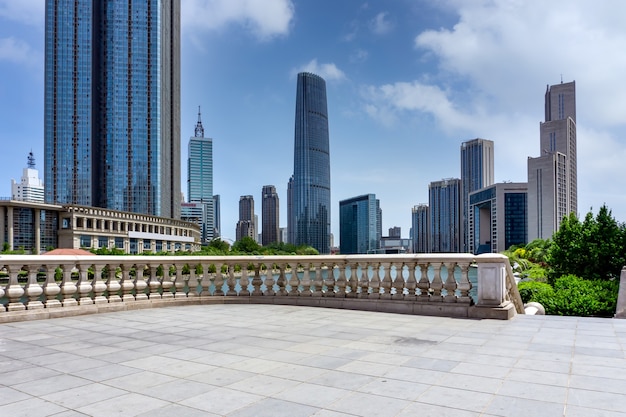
134, 263, 149, 301
288, 263, 300, 296
251, 264, 263, 296
91, 263, 108, 304
239, 263, 250, 296
404, 262, 417, 301
431, 262, 443, 301
199, 263, 212, 297
174, 264, 186, 298
323, 263, 336, 297
312, 263, 323, 297
147, 263, 162, 299
358, 263, 370, 299
0, 273, 4, 311
161, 264, 174, 299
76, 262, 94, 305
107, 264, 122, 303
369, 263, 380, 299
226, 263, 237, 296
214, 263, 225, 296
335, 262, 347, 298
380, 262, 392, 300
5, 264, 26, 311
25, 264, 44, 310
263, 263, 275, 296
119, 263, 135, 303
276, 263, 288, 296
392, 263, 405, 300
43, 264, 62, 308
443, 261, 458, 303
417, 263, 430, 300
187, 263, 199, 298
60, 263, 78, 307
346, 262, 358, 298
457, 261, 472, 303
300, 263, 312, 296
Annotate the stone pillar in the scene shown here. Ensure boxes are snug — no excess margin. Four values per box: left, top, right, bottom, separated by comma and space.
615, 266, 626, 318
7, 206, 14, 251
476, 261, 507, 307
0, 206, 5, 247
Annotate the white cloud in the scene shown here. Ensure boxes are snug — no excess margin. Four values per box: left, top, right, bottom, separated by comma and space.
293, 59, 346, 82
0, 37, 35, 64
0, 0, 43, 26
369, 12, 393, 35
182, 0, 294, 40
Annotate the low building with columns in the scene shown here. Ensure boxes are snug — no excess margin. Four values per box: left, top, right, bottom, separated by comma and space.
0, 200, 201, 254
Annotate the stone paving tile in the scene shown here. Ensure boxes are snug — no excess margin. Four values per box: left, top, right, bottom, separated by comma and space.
41, 383, 128, 410
484, 396, 565, 417
0, 386, 32, 406
417, 385, 495, 413
567, 388, 626, 413
75, 392, 170, 417
395, 402, 488, 417
11, 374, 91, 397
136, 403, 219, 417
0, 397, 69, 417
227, 397, 320, 417
326, 391, 411, 417
272, 382, 351, 408
180, 386, 263, 415
564, 405, 626, 417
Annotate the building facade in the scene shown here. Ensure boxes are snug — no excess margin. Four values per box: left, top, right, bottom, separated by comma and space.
11, 152, 45, 203
429, 178, 461, 253
468, 182, 528, 254
236, 195, 255, 241
411, 204, 430, 253
339, 194, 380, 254
212, 194, 221, 238
460, 138, 494, 253
44, 0, 181, 218
290, 72, 331, 254
186, 108, 214, 243
261, 185, 280, 246
528, 81, 577, 240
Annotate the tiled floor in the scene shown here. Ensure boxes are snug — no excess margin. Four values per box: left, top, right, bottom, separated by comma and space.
1, 304, 625, 416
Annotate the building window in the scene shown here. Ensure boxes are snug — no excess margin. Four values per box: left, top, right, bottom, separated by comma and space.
80, 235, 92, 248
115, 237, 124, 249
98, 236, 108, 249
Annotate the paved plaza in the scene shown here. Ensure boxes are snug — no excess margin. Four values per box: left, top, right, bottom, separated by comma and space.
1, 304, 626, 416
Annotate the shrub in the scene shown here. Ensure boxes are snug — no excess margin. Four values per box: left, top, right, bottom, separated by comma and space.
518, 281, 554, 304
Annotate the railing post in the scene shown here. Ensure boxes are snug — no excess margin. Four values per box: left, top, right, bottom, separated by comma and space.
300, 263, 312, 296
106, 264, 122, 303
263, 263, 275, 296
60, 263, 78, 307
134, 263, 148, 301
470, 255, 516, 319
443, 261, 458, 303
76, 262, 94, 305
5, 264, 26, 311
147, 263, 162, 299
43, 264, 62, 308
119, 263, 135, 303
25, 264, 44, 310
392, 263, 405, 300
417, 263, 430, 301
240, 263, 250, 296
431, 262, 443, 302
91, 263, 108, 304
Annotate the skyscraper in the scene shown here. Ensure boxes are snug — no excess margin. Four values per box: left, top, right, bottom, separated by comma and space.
261, 185, 280, 246
290, 72, 331, 254
11, 152, 45, 203
339, 194, 380, 254
44, 0, 181, 218
186, 108, 214, 243
460, 138, 494, 253
429, 178, 462, 253
411, 204, 429, 253
236, 195, 255, 241
528, 81, 577, 240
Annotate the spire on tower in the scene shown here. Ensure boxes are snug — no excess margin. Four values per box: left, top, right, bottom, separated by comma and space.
194, 106, 205, 137
27, 150, 35, 169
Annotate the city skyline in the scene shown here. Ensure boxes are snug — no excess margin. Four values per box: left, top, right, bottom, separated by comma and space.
2, 1, 626, 240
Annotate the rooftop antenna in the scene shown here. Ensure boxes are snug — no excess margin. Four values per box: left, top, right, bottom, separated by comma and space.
560, 74, 563, 84
27, 150, 35, 169
194, 106, 205, 137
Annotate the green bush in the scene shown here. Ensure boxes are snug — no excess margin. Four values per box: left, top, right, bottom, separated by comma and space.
518, 281, 554, 304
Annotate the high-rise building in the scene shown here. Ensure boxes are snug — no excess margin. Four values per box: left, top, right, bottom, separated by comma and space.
460, 138, 494, 252
44, 0, 181, 218
468, 183, 528, 254
429, 178, 462, 253
290, 72, 331, 254
339, 194, 380, 254
186, 107, 214, 243
261, 185, 280, 245
236, 195, 255, 241
528, 81, 577, 240
388, 227, 401, 238
411, 204, 429, 253
212, 194, 221, 238
11, 152, 45, 203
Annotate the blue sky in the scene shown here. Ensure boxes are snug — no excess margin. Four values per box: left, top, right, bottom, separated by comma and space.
2, 0, 626, 243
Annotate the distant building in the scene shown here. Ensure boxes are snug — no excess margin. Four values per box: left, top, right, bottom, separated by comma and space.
460, 138, 494, 252
261, 185, 280, 245
528, 81, 577, 240
290, 72, 331, 254
236, 195, 255, 241
411, 204, 430, 253
212, 194, 221, 238
388, 226, 401, 238
339, 194, 380, 254
379, 237, 412, 254
468, 182, 528, 254
429, 178, 462, 253
11, 152, 44, 203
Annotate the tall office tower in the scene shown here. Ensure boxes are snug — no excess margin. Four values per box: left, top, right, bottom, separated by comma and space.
460, 138, 494, 253
428, 178, 462, 253
290, 72, 331, 254
528, 81, 577, 240
388, 227, 401, 238
236, 195, 255, 241
339, 194, 380, 254
411, 204, 430, 253
212, 194, 221, 238
11, 152, 45, 203
187, 108, 214, 243
44, 0, 181, 218
261, 185, 280, 245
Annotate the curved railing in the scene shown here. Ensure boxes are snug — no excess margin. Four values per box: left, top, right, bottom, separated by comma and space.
0, 253, 523, 323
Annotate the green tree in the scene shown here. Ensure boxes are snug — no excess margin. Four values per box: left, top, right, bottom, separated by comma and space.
232, 236, 260, 254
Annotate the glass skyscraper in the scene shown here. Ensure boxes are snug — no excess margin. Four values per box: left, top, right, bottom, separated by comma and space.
429, 178, 462, 253
262, 185, 280, 246
44, 0, 181, 218
290, 72, 331, 254
339, 194, 380, 254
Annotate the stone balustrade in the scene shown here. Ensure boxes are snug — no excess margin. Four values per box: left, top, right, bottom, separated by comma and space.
0, 253, 523, 323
